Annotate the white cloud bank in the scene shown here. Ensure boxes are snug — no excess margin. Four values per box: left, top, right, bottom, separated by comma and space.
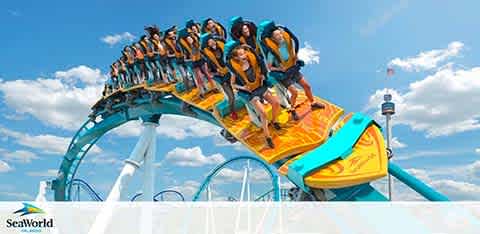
2, 150, 38, 164
0, 65, 104, 130
112, 115, 221, 140
26, 169, 58, 177
298, 42, 320, 65
101, 32, 135, 47
388, 41, 464, 72
366, 66, 480, 137
164, 146, 225, 167
0, 126, 101, 155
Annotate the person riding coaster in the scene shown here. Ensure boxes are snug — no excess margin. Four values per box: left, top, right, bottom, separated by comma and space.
200, 33, 238, 120
122, 46, 137, 86
225, 41, 282, 148
186, 20, 201, 36
117, 58, 128, 89
229, 16, 263, 57
163, 26, 193, 90
140, 35, 160, 84
109, 62, 120, 91
259, 20, 325, 121
201, 18, 227, 40
178, 28, 215, 98
132, 43, 148, 84
145, 25, 173, 84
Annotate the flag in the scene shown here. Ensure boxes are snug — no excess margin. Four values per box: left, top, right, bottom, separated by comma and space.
387, 67, 395, 77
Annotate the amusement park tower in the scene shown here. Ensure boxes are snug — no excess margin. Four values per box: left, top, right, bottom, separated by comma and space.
382, 93, 395, 200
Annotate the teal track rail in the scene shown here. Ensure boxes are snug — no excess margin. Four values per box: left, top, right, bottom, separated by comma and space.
192, 155, 280, 201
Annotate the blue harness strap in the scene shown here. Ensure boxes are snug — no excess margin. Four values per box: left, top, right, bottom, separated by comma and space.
287, 112, 378, 191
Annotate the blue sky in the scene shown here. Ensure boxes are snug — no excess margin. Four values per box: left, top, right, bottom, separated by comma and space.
1, 0, 480, 201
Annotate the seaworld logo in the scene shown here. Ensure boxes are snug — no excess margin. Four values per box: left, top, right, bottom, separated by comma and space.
5, 203, 54, 232
14, 203, 45, 217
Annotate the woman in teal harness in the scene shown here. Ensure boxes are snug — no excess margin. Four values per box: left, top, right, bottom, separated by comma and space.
163, 26, 192, 89
201, 18, 227, 40
226, 42, 282, 148
229, 16, 263, 57
259, 20, 325, 121
178, 28, 213, 98
201, 33, 238, 120
186, 19, 201, 36
145, 25, 171, 83
140, 35, 160, 83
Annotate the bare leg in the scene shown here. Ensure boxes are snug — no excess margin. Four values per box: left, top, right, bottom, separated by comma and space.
222, 82, 236, 114
297, 77, 314, 103
298, 76, 324, 109
193, 68, 206, 94
263, 91, 281, 123
287, 85, 298, 108
251, 98, 270, 138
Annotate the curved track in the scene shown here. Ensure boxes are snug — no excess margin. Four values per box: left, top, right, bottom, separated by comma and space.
192, 155, 280, 201
53, 82, 447, 202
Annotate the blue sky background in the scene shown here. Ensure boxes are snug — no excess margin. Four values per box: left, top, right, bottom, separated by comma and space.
1, 0, 480, 201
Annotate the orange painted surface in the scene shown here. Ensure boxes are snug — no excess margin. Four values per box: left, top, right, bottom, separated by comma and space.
278, 114, 388, 189
213, 93, 344, 163
151, 82, 343, 164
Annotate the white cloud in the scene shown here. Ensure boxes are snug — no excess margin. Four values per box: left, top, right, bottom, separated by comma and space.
374, 166, 480, 201
298, 42, 320, 65
101, 32, 135, 47
55, 65, 105, 85
0, 191, 33, 200
88, 154, 121, 165
26, 169, 57, 177
213, 168, 271, 184
468, 161, 480, 178
360, 0, 409, 36
3, 113, 27, 121
0, 160, 13, 173
113, 115, 221, 140
0, 126, 101, 155
0, 66, 104, 130
391, 137, 407, 149
431, 179, 480, 201
2, 150, 38, 163
365, 66, 480, 137
388, 41, 464, 72
395, 150, 458, 161
168, 180, 200, 198
213, 135, 247, 152
407, 168, 480, 200
164, 146, 225, 167
476, 148, 480, 154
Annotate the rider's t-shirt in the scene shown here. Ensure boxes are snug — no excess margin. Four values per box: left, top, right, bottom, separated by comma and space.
266, 41, 290, 67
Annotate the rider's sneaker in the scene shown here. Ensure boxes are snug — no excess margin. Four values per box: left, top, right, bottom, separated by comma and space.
230, 111, 238, 120
291, 110, 299, 121
266, 137, 275, 148
311, 102, 325, 110
272, 122, 282, 131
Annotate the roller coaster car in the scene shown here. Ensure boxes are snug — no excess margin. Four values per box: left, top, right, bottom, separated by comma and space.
146, 80, 388, 190
91, 90, 125, 116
